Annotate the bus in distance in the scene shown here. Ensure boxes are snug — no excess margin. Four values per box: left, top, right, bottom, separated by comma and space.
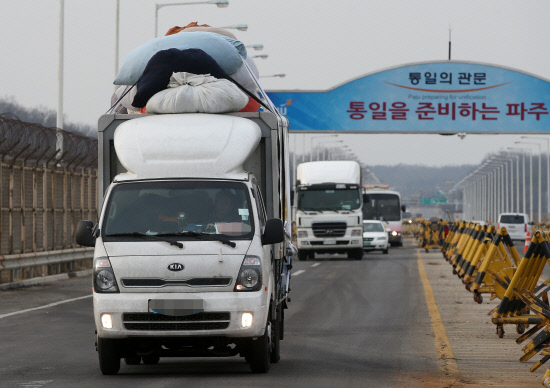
362, 185, 405, 247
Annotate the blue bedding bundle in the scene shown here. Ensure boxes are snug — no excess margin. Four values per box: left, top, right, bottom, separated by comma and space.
114, 31, 246, 86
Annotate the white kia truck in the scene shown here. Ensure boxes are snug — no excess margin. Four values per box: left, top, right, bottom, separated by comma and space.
76, 112, 293, 375
295, 161, 363, 260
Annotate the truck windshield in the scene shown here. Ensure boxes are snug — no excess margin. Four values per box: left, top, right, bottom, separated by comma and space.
103, 181, 254, 241
363, 193, 401, 222
298, 189, 360, 211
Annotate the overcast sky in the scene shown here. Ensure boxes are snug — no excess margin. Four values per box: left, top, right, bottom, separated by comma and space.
1, 0, 549, 167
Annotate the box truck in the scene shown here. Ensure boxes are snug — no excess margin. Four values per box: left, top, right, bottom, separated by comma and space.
76, 111, 293, 374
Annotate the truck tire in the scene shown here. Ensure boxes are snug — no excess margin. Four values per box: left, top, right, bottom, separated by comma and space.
350, 249, 363, 260
248, 321, 271, 373
98, 337, 121, 375
298, 250, 309, 261
270, 306, 281, 363
142, 355, 160, 365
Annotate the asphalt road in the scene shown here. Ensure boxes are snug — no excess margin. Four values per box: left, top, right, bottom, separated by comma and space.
0, 244, 441, 388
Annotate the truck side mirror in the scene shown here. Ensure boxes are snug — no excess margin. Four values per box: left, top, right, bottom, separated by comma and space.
401, 205, 406, 212
262, 218, 284, 245
75, 220, 96, 247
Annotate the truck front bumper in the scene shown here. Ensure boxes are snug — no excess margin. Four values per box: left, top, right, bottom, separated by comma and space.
94, 291, 268, 339
297, 237, 362, 251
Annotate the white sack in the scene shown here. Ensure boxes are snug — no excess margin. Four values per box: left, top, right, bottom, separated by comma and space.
146, 72, 249, 114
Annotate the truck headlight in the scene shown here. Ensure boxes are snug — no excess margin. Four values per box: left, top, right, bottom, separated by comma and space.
93, 257, 119, 293
101, 313, 113, 329
242, 312, 253, 328
391, 231, 398, 236
351, 229, 362, 237
297, 230, 308, 238
234, 255, 262, 292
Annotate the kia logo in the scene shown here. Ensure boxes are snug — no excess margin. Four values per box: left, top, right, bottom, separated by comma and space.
168, 263, 185, 271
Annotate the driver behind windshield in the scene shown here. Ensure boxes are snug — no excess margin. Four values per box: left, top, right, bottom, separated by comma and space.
173, 190, 242, 234
209, 190, 241, 223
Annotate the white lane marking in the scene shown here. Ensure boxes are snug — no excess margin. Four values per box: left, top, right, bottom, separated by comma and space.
0, 295, 91, 320
292, 270, 306, 276
18, 381, 53, 388
310, 263, 321, 268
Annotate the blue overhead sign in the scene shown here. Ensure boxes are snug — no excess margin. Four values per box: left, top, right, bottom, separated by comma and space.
266, 61, 550, 133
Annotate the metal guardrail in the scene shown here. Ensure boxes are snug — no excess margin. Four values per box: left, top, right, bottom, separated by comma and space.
0, 247, 93, 272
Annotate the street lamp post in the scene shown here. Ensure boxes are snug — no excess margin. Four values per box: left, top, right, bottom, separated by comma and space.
516, 141, 541, 221
57, 0, 64, 153
506, 153, 519, 212
245, 44, 263, 51
154, 1, 229, 37
335, 145, 350, 161
483, 164, 502, 221
310, 135, 337, 161
259, 73, 286, 78
115, 0, 120, 80
316, 140, 343, 160
513, 148, 533, 220
508, 148, 526, 214
522, 136, 550, 220
491, 157, 512, 212
219, 24, 248, 31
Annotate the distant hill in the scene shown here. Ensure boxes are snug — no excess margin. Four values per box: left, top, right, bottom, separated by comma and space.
369, 164, 475, 200
0, 97, 95, 138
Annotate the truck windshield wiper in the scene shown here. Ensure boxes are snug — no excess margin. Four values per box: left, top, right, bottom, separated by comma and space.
301, 208, 323, 213
300, 207, 322, 213
105, 232, 183, 249
158, 231, 237, 248
322, 208, 343, 213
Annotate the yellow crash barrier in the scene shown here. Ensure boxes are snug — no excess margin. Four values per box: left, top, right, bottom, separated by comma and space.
491, 231, 550, 338
469, 227, 520, 304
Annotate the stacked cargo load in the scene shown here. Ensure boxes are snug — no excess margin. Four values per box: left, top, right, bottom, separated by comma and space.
110, 22, 261, 115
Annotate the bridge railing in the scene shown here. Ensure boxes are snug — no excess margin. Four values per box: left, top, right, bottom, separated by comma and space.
0, 114, 98, 284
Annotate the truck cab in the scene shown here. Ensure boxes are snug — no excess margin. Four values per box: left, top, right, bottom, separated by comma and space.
294, 161, 364, 260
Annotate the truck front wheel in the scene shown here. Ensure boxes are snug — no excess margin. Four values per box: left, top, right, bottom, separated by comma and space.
97, 337, 121, 375
350, 249, 363, 260
298, 250, 309, 261
248, 321, 272, 373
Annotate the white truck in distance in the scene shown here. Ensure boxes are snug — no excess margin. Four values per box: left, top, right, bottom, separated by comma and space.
76, 112, 293, 375
295, 161, 363, 260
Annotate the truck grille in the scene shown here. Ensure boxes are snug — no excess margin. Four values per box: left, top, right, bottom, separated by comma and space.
312, 222, 347, 238
121, 277, 232, 288
123, 312, 230, 331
